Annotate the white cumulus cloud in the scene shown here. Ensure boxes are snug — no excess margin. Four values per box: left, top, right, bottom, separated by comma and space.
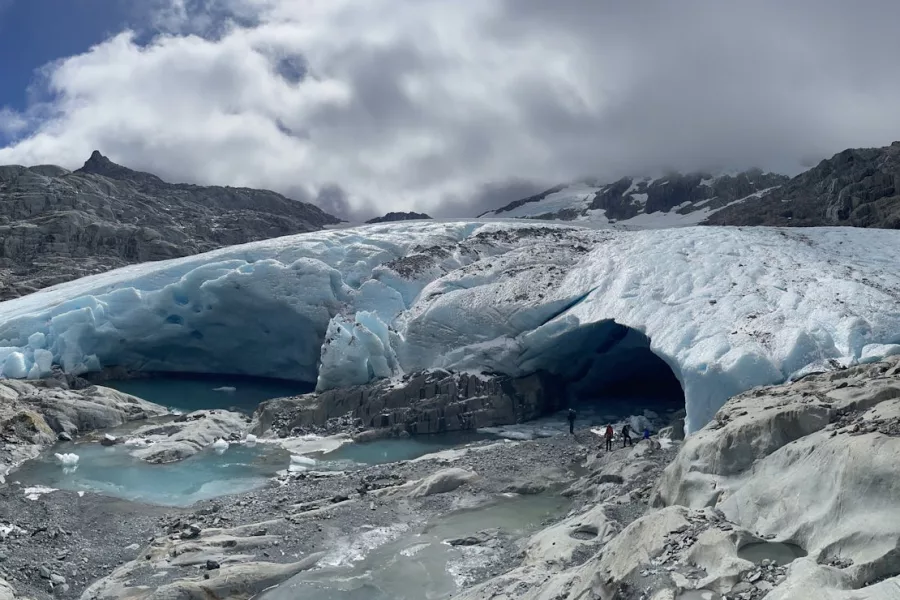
2, 0, 900, 219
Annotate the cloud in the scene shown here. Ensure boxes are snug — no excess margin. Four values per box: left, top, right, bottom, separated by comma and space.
2, 0, 900, 219
0, 107, 28, 140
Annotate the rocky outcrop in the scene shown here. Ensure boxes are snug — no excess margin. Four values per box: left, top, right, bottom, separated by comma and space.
461, 356, 900, 599
0, 379, 168, 469
0, 152, 340, 299
251, 370, 566, 438
365, 211, 432, 224
589, 170, 787, 221
129, 410, 251, 463
651, 356, 900, 597
707, 141, 900, 228
80, 517, 324, 600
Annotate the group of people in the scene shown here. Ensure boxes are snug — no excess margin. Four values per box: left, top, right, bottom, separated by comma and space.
566, 408, 650, 451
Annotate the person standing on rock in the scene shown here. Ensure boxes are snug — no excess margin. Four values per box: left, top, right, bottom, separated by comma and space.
643, 427, 651, 441
622, 423, 632, 447
567, 408, 577, 434
604, 424, 614, 451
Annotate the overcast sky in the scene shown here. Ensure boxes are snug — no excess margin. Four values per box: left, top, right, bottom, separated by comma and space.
2, 0, 900, 220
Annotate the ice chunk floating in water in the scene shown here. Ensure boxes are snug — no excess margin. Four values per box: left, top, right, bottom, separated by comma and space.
54, 453, 79, 466
1, 222, 899, 432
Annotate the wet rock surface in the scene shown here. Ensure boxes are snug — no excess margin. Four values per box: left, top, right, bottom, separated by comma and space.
251, 369, 566, 439
128, 410, 251, 463
0, 378, 168, 473
0, 426, 587, 599
2, 357, 899, 599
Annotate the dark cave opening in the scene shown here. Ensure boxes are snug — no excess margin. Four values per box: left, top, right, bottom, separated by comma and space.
520, 320, 685, 426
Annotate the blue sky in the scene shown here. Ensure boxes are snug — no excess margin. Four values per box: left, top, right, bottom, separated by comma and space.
0, 0, 138, 111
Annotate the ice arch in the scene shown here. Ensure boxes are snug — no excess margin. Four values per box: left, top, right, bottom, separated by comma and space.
0, 221, 898, 434
515, 320, 685, 414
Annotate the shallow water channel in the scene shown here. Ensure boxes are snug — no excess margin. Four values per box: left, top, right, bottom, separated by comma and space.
259, 493, 571, 599
11, 441, 291, 506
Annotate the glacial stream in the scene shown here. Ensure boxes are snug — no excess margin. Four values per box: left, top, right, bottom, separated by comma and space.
259, 493, 571, 599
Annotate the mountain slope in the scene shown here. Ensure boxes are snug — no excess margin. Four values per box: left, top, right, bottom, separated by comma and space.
365, 211, 432, 224
706, 142, 900, 228
0, 151, 340, 299
479, 170, 788, 229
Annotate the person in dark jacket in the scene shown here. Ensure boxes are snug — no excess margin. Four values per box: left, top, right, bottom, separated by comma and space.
567, 409, 577, 434
643, 428, 651, 440
604, 424, 614, 451
622, 423, 632, 447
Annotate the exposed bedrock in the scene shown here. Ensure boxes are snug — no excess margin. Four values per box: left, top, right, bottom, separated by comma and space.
0, 378, 168, 469
460, 356, 900, 599
650, 356, 900, 597
251, 370, 567, 438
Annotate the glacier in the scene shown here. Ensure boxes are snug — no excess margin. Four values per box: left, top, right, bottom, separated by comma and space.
1, 221, 899, 432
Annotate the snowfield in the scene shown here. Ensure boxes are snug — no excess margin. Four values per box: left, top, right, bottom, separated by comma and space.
1, 221, 899, 432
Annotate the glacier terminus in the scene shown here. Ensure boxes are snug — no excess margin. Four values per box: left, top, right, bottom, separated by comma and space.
0, 220, 898, 433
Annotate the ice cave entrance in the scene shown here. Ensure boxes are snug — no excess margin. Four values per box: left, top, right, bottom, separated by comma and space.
525, 320, 685, 430
101, 373, 314, 414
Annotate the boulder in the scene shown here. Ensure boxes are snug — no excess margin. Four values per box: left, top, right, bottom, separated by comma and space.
130, 410, 250, 463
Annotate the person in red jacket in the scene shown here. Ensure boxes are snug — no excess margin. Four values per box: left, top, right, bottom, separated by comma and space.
604, 424, 614, 451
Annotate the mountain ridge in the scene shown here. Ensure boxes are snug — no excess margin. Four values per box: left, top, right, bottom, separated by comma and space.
482, 141, 900, 230
0, 151, 340, 300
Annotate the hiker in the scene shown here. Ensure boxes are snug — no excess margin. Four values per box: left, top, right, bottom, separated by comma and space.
604, 424, 614, 451
567, 408, 577, 434
643, 427, 651, 440
622, 423, 632, 447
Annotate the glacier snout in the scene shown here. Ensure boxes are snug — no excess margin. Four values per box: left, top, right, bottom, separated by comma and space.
0, 221, 898, 434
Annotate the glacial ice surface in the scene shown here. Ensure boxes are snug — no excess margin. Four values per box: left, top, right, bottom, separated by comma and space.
1, 221, 899, 432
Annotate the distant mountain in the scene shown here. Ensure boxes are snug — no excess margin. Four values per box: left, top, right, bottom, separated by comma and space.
366, 211, 432, 224
0, 151, 340, 300
479, 169, 788, 229
481, 142, 900, 231
706, 142, 900, 228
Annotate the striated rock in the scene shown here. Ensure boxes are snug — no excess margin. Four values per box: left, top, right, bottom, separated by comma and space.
0, 152, 340, 300
374, 467, 480, 499
251, 370, 565, 438
651, 356, 900, 598
0, 578, 18, 600
80, 517, 324, 600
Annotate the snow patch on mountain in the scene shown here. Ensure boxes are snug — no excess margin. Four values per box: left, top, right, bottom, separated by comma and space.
480, 171, 789, 230
0, 221, 898, 433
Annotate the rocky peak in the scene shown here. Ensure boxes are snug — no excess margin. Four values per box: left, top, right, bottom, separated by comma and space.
706, 141, 900, 228
365, 211, 433, 224
76, 150, 163, 185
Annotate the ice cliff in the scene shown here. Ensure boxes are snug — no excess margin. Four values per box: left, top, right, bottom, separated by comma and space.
1, 221, 899, 432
